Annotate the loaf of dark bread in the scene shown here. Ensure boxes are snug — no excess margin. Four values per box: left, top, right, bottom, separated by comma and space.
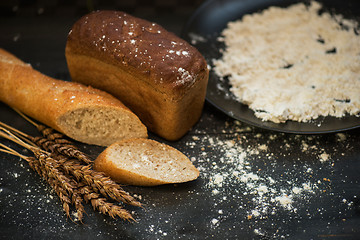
65, 11, 209, 140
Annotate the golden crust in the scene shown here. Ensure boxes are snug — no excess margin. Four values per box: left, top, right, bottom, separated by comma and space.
94, 138, 199, 186
0, 48, 147, 146
66, 11, 209, 140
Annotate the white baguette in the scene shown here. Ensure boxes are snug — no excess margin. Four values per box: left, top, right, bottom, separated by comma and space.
0, 48, 147, 146
94, 138, 199, 186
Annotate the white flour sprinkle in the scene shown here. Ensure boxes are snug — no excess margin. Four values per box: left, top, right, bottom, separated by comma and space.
176, 67, 193, 85
319, 152, 330, 162
211, 173, 224, 187
213, 1, 360, 123
188, 122, 338, 229
211, 218, 219, 225
188, 32, 207, 45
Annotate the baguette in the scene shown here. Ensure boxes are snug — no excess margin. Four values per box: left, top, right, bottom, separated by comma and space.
0, 48, 147, 146
66, 11, 209, 141
94, 138, 199, 186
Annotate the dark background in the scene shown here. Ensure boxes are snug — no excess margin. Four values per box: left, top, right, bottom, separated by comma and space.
1, 0, 360, 239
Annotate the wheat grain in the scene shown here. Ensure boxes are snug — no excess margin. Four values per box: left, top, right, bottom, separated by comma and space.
32, 135, 93, 165
79, 184, 134, 221
53, 154, 142, 207
0, 126, 142, 222
9, 110, 93, 164
0, 144, 75, 220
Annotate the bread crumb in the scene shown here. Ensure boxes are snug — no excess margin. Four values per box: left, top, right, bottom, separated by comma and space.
211, 218, 219, 225
319, 152, 330, 162
212, 173, 224, 187
292, 187, 302, 194
336, 133, 347, 141
275, 194, 293, 209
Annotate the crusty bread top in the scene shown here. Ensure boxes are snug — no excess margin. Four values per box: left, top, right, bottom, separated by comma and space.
66, 10, 208, 99
0, 49, 28, 66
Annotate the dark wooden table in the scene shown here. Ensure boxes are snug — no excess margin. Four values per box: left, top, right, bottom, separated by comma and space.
1, 1, 359, 239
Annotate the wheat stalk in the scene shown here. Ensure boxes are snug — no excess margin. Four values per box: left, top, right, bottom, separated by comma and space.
9, 110, 93, 164
79, 184, 134, 221
0, 126, 141, 222
32, 135, 93, 165
0, 144, 78, 221
52, 154, 142, 207
0, 124, 141, 208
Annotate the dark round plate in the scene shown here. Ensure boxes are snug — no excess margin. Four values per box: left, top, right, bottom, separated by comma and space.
181, 0, 360, 134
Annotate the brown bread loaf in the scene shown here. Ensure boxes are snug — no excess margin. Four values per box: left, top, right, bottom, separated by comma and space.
94, 138, 200, 186
0, 48, 147, 146
65, 11, 209, 141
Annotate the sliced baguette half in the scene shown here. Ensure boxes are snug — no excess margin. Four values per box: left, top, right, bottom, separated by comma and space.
94, 138, 199, 186
0, 48, 147, 146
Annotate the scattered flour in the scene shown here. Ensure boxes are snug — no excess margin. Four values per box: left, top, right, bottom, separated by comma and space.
211, 173, 224, 187
211, 218, 219, 226
213, 1, 360, 123
187, 122, 338, 229
188, 32, 207, 45
319, 152, 330, 162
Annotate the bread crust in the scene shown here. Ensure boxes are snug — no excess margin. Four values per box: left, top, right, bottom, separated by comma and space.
94, 138, 199, 186
66, 11, 209, 140
0, 48, 147, 146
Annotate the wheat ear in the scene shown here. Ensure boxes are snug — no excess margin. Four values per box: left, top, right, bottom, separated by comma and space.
0, 127, 141, 221
0, 132, 86, 222
52, 154, 142, 208
11, 109, 93, 164
0, 144, 75, 220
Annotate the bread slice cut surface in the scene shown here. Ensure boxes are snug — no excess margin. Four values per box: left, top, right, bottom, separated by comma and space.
94, 138, 199, 186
